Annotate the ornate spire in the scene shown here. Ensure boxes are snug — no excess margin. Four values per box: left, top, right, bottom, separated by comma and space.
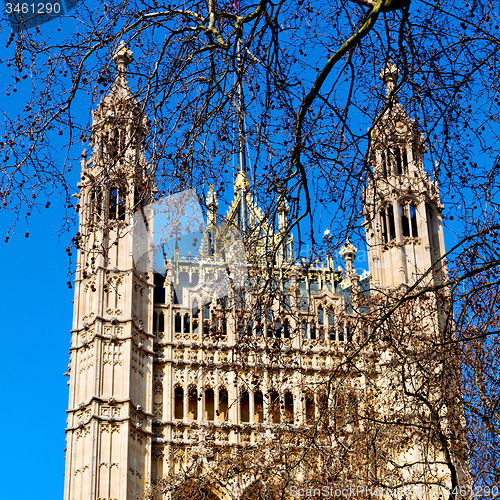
235, 39, 250, 232
113, 41, 133, 79
380, 60, 398, 99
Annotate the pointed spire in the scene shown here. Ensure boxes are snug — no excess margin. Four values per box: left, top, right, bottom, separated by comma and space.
206, 184, 218, 228
232, 39, 250, 232
340, 238, 357, 277
113, 41, 133, 79
380, 60, 398, 100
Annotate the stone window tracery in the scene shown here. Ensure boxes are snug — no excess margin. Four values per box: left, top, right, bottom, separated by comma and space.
174, 386, 184, 420
108, 186, 126, 221
401, 200, 418, 238
380, 204, 396, 244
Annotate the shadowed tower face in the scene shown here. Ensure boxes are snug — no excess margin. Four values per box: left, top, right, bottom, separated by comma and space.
64, 43, 154, 500
364, 61, 446, 290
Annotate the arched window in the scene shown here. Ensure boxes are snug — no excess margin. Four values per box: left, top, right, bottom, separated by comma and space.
328, 310, 335, 341
381, 151, 388, 176
192, 300, 199, 319
402, 147, 408, 172
109, 186, 126, 221
270, 391, 280, 424
218, 388, 228, 421
174, 386, 184, 420
175, 313, 182, 333
305, 393, 315, 423
283, 320, 290, 339
426, 203, 439, 254
240, 391, 250, 423
318, 307, 324, 325
254, 391, 264, 423
205, 388, 214, 421
183, 314, 190, 333
203, 303, 210, 319
301, 323, 307, 340
158, 312, 164, 335
89, 188, 102, 222
188, 386, 198, 420
153, 311, 158, 334
401, 201, 419, 238
284, 392, 294, 423
395, 148, 403, 175
380, 204, 396, 244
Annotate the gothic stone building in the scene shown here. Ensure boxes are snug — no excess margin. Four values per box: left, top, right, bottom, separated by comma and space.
64, 45, 469, 500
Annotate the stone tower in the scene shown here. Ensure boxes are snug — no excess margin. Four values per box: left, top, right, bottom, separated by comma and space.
64, 43, 155, 500
364, 61, 447, 290
65, 55, 469, 500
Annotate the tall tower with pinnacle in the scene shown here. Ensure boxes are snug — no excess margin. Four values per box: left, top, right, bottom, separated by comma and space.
64, 42, 155, 500
364, 61, 447, 290
65, 55, 469, 500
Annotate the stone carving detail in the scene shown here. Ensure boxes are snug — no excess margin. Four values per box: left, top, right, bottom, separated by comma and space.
84, 280, 96, 293
152, 447, 164, 460
188, 370, 198, 384
188, 350, 198, 361
75, 425, 91, 441
173, 368, 184, 384
129, 467, 143, 479
79, 345, 94, 373
106, 308, 123, 316
133, 314, 145, 331
130, 428, 145, 444
153, 382, 163, 395
74, 464, 89, 476
101, 406, 121, 418
174, 349, 184, 360
82, 312, 95, 323
133, 330, 146, 347
134, 282, 145, 296
100, 423, 121, 434
106, 275, 123, 291
131, 347, 145, 377
173, 429, 184, 440
103, 342, 123, 366
216, 430, 229, 441
153, 402, 163, 417
130, 412, 144, 429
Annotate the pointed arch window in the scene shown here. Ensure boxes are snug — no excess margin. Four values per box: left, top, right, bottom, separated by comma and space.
109, 186, 126, 221
174, 386, 184, 420
318, 307, 324, 325
401, 201, 418, 238
381, 151, 388, 176
188, 386, 198, 420
254, 391, 264, 423
380, 204, 396, 244
395, 148, 403, 175
89, 188, 102, 222
240, 391, 250, 423
218, 388, 228, 421
426, 203, 440, 254
205, 388, 215, 421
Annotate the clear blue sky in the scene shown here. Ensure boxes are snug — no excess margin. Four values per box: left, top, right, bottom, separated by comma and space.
0, 11, 79, 499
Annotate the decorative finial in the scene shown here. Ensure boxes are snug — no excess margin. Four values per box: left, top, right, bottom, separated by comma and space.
339, 238, 357, 263
380, 60, 398, 98
113, 41, 133, 75
206, 184, 218, 208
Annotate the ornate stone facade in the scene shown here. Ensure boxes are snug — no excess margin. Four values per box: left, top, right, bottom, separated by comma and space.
64, 48, 469, 500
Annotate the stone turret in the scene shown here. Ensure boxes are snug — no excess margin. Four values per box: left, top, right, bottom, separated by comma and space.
364, 61, 446, 289
64, 43, 154, 500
